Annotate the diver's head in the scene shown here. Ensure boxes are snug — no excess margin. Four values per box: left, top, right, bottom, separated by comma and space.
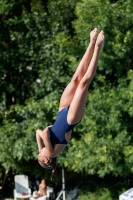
38, 148, 57, 169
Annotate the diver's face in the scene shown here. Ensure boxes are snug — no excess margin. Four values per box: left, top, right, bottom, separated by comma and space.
41, 180, 46, 184
38, 148, 51, 165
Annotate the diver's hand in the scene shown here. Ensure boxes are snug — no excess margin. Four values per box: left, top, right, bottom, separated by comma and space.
43, 125, 52, 133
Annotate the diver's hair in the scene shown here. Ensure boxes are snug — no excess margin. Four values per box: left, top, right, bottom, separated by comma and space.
38, 157, 57, 169
38, 157, 57, 180
51, 167, 56, 181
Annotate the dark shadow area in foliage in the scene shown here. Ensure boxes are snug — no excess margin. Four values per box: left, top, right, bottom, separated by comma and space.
79, 174, 133, 199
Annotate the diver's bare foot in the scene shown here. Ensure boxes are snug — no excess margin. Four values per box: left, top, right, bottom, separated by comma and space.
95, 30, 105, 50
90, 28, 98, 45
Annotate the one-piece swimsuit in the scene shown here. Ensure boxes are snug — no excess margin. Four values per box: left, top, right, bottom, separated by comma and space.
49, 106, 79, 146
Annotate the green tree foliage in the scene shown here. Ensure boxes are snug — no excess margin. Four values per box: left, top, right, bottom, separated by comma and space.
74, 0, 133, 81
60, 0, 133, 177
0, 0, 80, 175
0, 0, 133, 181
60, 70, 133, 177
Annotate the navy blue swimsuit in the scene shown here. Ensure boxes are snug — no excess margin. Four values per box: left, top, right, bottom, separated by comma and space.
49, 106, 79, 145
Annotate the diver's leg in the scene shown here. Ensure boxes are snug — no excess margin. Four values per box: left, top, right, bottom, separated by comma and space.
59, 28, 98, 111
67, 31, 105, 124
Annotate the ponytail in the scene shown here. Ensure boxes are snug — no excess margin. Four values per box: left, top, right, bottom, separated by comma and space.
51, 167, 56, 181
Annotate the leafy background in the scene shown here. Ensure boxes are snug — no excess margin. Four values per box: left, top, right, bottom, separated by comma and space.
0, 0, 133, 199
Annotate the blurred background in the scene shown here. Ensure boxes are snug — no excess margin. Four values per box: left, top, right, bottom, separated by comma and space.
0, 0, 133, 199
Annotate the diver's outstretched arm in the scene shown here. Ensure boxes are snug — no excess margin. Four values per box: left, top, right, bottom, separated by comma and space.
36, 130, 43, 152
42, 127, 53, 152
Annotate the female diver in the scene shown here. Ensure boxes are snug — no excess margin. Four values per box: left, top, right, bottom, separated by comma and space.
36, 28, 105, 170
